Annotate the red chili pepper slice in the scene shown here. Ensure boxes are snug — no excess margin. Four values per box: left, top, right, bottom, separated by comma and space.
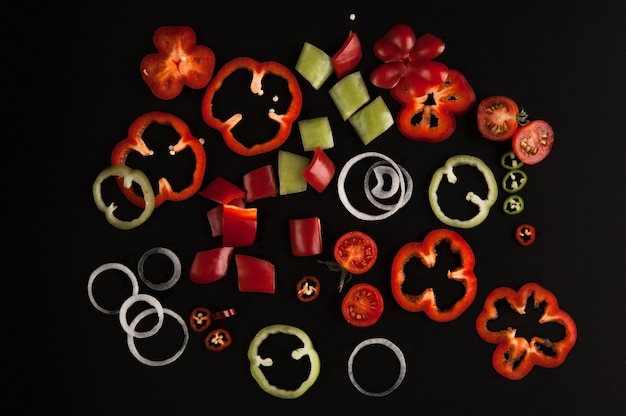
515, 224, 536, 246
390, 228, 477, 322
201, 57, 302, 156
475, 283, 577, 380
111, 111, 206, 208
204, 328, 233, 352
211, 308, 237, 320
189, 306, 211, 332
296, 276, 321, 302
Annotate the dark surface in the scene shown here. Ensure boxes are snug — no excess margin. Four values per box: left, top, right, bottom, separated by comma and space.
15, 1, 626, 414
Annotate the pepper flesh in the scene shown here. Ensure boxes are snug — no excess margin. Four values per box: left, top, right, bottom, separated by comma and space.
111, 111, 206, 208
201, 57, 302, 156
475, 282, 577, 380
391, 228, 477, 322
247, 324, 320, 399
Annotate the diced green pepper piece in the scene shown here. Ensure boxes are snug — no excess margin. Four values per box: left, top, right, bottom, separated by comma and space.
298, 117, 334, 151
328, 71, 370, 121
348, 96, 394, 145
278, 150, 310, 195
295, 42, 333, 90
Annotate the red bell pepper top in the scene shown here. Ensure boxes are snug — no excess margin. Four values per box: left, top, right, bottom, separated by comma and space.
475, 282, 577, 380
111, 111, 206, 208
391, 228, 477, 322
201, 56, 303, 156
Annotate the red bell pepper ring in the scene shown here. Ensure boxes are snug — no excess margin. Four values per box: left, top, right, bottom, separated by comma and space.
198, 176, 245, 204
302, 146, 335, 193
391, 69, 476, 142
235, 254, 275, 294
189, 246, 234, 284
289, 217, 323, 257
201, 57, 303, 156
370, 25, 449, 98
475, 282, 577, 380
140, 26, 216, 100
242, 164, 278, 202
222, 204, 257, 248
111, 111, 206, 208
390, 228, 477, 322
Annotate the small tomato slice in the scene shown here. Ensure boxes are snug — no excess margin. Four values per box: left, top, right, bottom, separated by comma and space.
512, 120, 554, 165
334, 231, 378, 275
332, 31, 362, 79
341, 283, 384, 327
477, 96, 525, 141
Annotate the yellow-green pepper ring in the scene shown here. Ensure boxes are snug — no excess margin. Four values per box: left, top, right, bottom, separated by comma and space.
247, 324, 320, 399
92, 165, 155, 230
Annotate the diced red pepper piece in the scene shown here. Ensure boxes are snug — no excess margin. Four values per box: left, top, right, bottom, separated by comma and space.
189, 246, 234, 284
222, 204, 257, 247
302, 146, 335, 193
198, 177, 245, 204
332, 31, 362, 79
242, 165, 278, 202
289, 217, 323, 257
206, 199, 245, 237
235, 254, 275, 293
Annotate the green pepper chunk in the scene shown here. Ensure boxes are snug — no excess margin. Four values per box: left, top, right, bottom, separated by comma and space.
278, 150, 310, 195
328, 71, 370, 121
428, 155, 498, 229
248, 324, 321, 399
295, 42, 333, 90
92, 165, 155, 230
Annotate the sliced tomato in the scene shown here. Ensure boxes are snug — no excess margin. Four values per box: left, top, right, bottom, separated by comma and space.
333, 231, 378, 274
477, 96, 524, 141
512, 120, 554, 165
341, 283, 384, 327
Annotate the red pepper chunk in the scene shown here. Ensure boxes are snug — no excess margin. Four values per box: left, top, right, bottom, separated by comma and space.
289, 217, 323, 257
243, 165, 278, 202
189, 246, 234, 284
475, 283, 577, 380
236, 254, 275, 294
302, 147, 335, 193
198, 176, 245, 204
332, 31, 362, 79
390, 228, 477, 322
206, 198, 245, 237
201, 57, 303, 156
111, 111, 206, 208
140, 26, 216, 100
222, 204, 257, 247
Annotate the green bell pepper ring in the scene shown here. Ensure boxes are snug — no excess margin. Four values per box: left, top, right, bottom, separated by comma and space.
428, 155, 498, 229
248, 324, 320, 399
92, 165, 155, 230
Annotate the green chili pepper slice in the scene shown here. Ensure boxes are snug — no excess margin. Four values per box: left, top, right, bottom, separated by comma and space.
248, 324, 320, 399
503, 194, 525, 215
502, 169, 528, 193
428, 154, 498, 229
92, 165, 155, 230
501, 150, 524, 170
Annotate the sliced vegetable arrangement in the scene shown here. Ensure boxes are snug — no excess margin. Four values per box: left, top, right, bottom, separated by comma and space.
88, 17, 575, 396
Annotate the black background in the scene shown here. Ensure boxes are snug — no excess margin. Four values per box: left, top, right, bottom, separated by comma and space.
12, 1, 626, 414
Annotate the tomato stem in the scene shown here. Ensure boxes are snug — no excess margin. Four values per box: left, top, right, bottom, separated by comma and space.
318, 260, 353, 292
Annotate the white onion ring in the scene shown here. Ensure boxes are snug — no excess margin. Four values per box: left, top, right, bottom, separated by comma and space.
87, 263, 139, 314
118, 293, 164, 339
137, 247, 181, 291
364, 161, 413, 211
348, 337, 406, 397
337, 152, 412, 221
126, 307, 189, 367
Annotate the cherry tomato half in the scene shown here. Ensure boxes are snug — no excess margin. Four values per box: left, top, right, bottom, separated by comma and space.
334, 231, 378, 275
296, 276, 321, 302
204, 328, 232, 352
477, 96, 523, 141
512, 120, 554, 165
341, 283, 384, 327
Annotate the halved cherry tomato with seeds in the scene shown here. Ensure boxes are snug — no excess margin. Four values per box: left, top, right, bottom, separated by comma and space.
512, 120, 554, 165
296, 276, 321, 302
334, 231, 378, 275
341, 283, 384, 327
204, 328, 232, 351
477, 96, 527, 141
